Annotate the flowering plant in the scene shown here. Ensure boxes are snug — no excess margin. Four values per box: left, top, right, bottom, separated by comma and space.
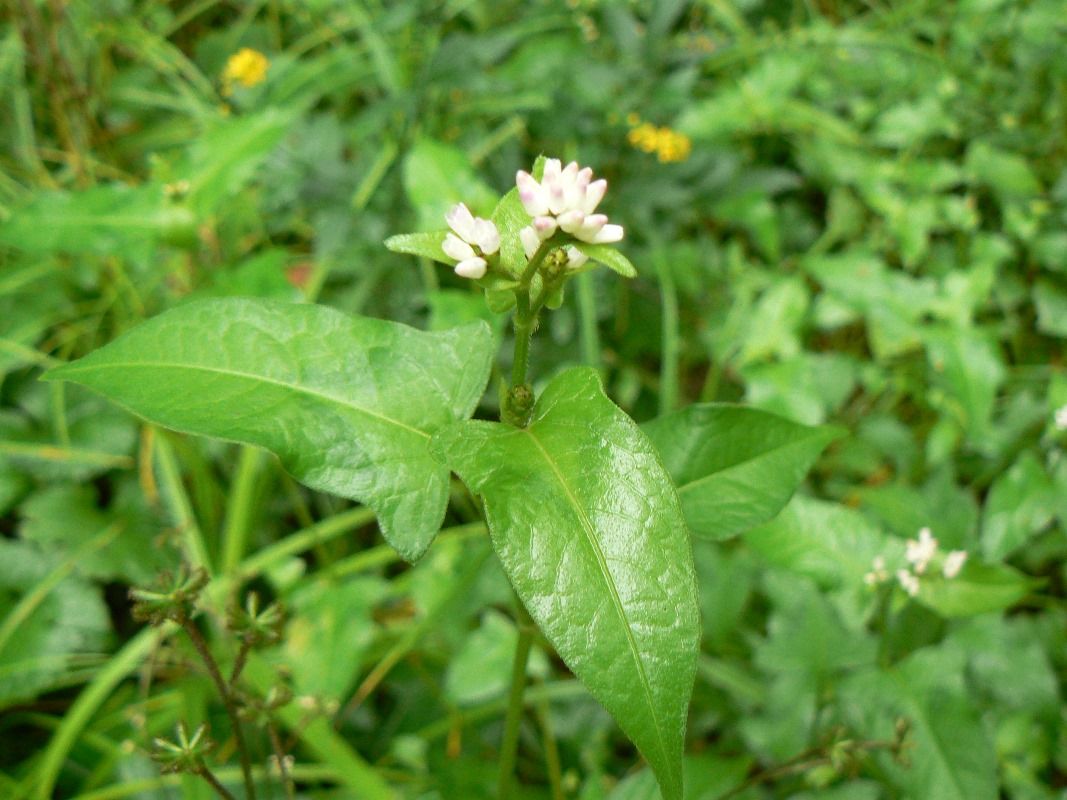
45, 156, 852, 799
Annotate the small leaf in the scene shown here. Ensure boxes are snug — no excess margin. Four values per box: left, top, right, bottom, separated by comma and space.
384, 230, 450, 264
573, 242, 637, 278
917, 562, 1037, 618
490, 184, 531, 278
44, 298, 493, 561
643, 405, 843, 540
431, 368, 699, 800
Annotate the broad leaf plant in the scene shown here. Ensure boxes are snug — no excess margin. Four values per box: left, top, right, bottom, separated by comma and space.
46, 157, 840, 800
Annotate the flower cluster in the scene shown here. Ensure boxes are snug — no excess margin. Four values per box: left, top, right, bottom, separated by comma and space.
864, 527, 967, 597
627, 119, 692, 163
222, 48, 269, 95
442, 203, 499, 279
516, 159, 624, 247
441, 158, 624, 280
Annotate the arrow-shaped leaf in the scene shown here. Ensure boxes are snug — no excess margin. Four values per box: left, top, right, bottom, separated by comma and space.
431, 368, 699, 800
44, 298, 493, 561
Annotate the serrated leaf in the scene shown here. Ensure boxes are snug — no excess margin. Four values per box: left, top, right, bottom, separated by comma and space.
44, 298, 493, 561
643, 405, 843, 540
430, 368, 699, 800
384, 230, 450, 264
573, 242, 637, 278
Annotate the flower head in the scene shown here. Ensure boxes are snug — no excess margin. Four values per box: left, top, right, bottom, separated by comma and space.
442, 203, 499, 280
222, 48, 269, 93
905, 527, 938, 574
627, 120, 692, 163
515, 159, 623, 245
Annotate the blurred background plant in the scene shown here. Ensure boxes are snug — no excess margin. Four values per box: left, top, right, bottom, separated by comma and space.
0, 0, 1065, 798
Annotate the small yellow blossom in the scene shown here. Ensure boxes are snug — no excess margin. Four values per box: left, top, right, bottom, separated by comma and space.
221, 48, 269, 95
626, 119, 692, 163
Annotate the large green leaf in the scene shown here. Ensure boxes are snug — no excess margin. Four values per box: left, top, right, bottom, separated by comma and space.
643, 405, 843, 540
431, 368, 699, 800
44, 298, 493, 561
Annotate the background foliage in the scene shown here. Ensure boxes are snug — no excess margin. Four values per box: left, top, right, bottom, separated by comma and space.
1, 0, 1065, 798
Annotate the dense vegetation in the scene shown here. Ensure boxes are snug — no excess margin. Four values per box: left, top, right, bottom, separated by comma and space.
1, 1, 1065, 798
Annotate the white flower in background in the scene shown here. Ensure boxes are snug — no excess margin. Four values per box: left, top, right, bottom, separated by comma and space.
1055, 403, 1067, 431
863, 555, 888, 586
942, 550, 968, 579
896, 569, 920, 597
516, 159, 624, 245
905, 527, 938, 574
442, 203, 499, 279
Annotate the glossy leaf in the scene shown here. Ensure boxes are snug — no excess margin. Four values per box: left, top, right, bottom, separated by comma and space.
431, 367, 699, 800
643, 405, 843, 540
44, 298, 493, 561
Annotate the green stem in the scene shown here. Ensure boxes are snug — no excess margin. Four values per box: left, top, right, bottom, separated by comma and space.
510, 291, 535, 390
221, 446, 265, 576
155, 434, 215, 577
656, 254, 679, 416
497, 601, 536, 800
575, 271, 601, 371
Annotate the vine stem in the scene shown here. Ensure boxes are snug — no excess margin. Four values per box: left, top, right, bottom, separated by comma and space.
497, 601, 536, 799
181, 620, 257, 800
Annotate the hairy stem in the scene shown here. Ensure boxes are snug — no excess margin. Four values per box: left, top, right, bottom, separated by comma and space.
181, 620, 257, 800
197, 765, 237, 800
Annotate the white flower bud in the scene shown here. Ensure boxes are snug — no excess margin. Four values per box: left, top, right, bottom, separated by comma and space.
519, 226, 540, 259
442, 233, 476, 262
896, 569, 920, 597
591, 223, 624, 244
942, 550, 967, 579
566, 247, 588, 269
454, 257, 488, 279
905, 527, 938, 574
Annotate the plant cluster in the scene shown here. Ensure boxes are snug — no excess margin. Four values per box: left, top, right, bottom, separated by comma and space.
0, 2, 1065, 800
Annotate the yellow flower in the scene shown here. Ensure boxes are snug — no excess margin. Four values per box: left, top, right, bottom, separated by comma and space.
222, 48, 269, 94
626, 119, 692, 163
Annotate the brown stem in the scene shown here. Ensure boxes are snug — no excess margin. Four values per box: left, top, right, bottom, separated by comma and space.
267, 720, 296, 800
181, 619, 258, 800
197, 764, 238, 800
